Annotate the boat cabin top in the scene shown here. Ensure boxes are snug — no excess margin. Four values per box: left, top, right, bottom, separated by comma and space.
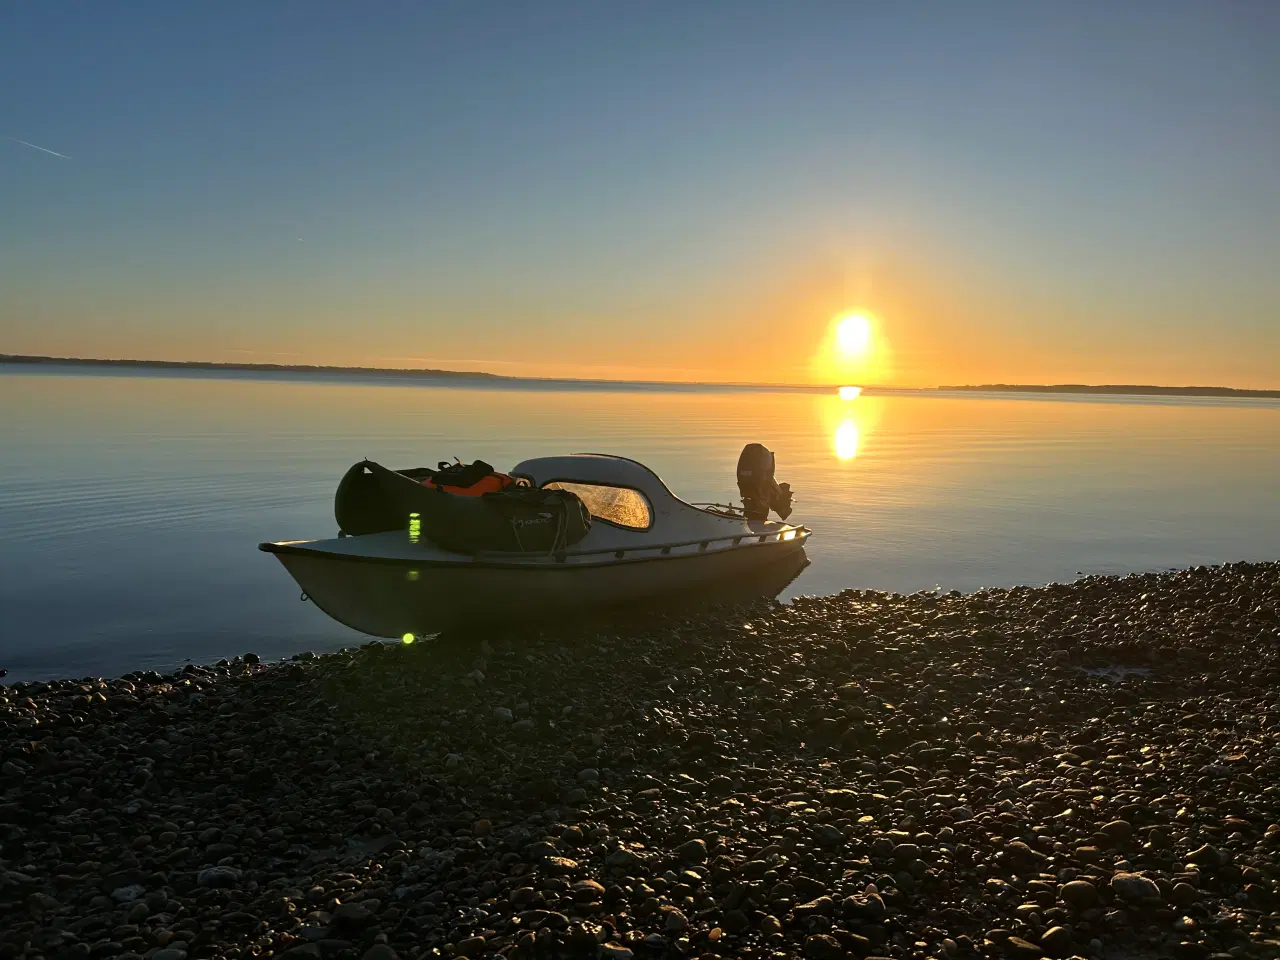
511, 454, 678, 531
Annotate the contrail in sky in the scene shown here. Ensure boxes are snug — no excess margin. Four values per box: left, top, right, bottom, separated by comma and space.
8, 137, 71, 159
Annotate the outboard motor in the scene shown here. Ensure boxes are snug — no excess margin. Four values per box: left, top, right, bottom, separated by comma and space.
736, 443, 794, 522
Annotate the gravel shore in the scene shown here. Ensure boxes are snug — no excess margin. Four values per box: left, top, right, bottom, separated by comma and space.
2, 562, 1278, 960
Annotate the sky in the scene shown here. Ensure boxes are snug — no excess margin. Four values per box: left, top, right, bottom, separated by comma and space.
2, 2, 1278, 387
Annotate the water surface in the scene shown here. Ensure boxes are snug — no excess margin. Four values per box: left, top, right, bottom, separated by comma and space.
2, 366, 1278, 680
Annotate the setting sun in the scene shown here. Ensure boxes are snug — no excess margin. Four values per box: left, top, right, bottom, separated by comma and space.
836, 313, 873, 357
812, 310, 887, 386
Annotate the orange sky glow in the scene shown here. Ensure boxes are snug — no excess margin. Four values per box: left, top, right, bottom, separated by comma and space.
4, 6, 1278, 389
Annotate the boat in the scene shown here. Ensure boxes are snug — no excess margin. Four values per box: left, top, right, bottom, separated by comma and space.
260, 449, 810, 638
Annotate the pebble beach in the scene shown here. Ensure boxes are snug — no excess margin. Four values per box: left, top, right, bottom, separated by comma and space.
2, 562, 1278, 960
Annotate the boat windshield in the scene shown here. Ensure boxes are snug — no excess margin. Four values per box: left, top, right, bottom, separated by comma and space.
544, 481, 653, 530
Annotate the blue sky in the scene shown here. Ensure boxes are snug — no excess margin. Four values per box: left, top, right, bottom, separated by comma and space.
3, 2, 1278, 385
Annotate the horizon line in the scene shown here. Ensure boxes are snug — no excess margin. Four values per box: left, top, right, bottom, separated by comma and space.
2, 353, 1278, 399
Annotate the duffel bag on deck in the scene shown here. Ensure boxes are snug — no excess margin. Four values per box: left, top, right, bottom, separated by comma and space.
422, 459, 521, 496
335, 459, 521, 536
350, 460, 591, 554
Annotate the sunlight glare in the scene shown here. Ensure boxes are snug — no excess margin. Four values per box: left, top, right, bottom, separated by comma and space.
811, 309, 888, 386
836, 313, 873, 357
834, 419, 860, 460
838, 385, 862, 401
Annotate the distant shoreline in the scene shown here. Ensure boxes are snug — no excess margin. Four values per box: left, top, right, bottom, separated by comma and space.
0, 353, 843, 393
941, 383, 1280, 399
2, 354, 1277, 399
0, 353, 510, 381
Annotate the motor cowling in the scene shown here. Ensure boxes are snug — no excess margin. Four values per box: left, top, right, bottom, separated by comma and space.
736, 443, 794, 522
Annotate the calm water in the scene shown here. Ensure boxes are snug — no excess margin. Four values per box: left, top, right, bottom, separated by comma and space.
2, 366, 1278, 681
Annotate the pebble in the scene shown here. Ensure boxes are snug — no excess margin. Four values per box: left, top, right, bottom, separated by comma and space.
804, 934, 845, 960
1099, 819, 1133, 841
661, 907, 688, 932
814, 823, 844, 846
333, 902, 374, 925
674, 838, 707, 864
1004, 937, 1044, 959
1038, 926, 1072, 958
196, 865, 240, 888
1060, 879, 1098, 908
1111, 872, 1162, 903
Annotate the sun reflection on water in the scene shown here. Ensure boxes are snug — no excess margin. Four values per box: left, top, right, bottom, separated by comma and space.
834, 419, 860, 460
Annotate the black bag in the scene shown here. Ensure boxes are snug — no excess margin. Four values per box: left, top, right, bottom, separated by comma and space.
481, 487, 593, 554
336, 461, 410, 535
342, 460, 591, 554
335, 459, 518, 536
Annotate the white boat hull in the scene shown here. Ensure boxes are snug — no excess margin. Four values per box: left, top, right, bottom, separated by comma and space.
264, 535, 808, 637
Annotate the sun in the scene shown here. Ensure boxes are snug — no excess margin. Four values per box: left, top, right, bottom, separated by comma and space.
835, 313, 873, 356
810, 308, 888, 386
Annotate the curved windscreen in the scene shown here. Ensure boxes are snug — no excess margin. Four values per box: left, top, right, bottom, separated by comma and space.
544, 481, 653, 530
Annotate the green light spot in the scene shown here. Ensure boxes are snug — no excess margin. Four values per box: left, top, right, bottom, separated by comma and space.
402, 633, 415, 644
406, 569, 420, 581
